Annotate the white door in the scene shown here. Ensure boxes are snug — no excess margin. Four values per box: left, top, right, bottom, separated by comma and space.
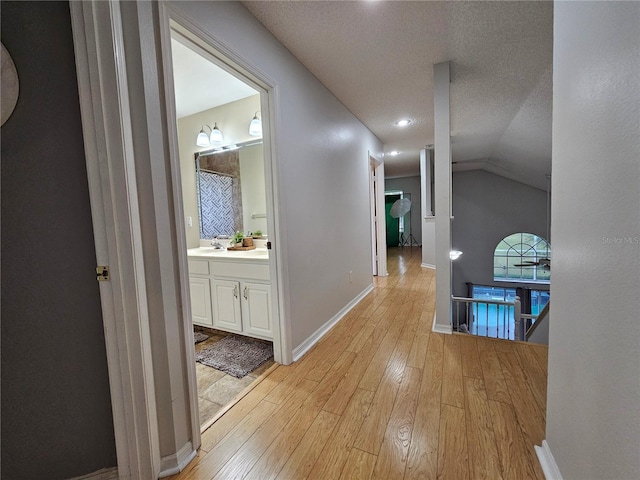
242, 282, 272, 339
189, 277, 213, 327
212, 279, 242, 333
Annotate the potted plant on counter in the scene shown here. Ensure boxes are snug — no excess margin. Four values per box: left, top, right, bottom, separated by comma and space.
230, 231, 244, 247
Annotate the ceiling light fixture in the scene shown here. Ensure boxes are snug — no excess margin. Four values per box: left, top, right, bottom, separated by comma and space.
395, 119, 411, 127
388, 150, 400, 156
249, 112, 262, 137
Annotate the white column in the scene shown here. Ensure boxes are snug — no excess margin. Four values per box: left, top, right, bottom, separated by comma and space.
433, 61, 453, 334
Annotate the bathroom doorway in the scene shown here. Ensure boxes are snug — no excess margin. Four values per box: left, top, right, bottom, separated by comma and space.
164, 21, 285, 432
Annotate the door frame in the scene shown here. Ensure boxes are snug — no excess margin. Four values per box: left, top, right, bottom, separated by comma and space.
369, 153, 388, 276
70, 1, 290, 476
70, 1, 160, 477
158, 0, 290, 442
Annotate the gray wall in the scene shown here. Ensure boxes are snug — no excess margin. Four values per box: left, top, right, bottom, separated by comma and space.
385, 175, 422, 245
1, 2, 117, 478
547, 2, 640, 478
451, 170, 548, 296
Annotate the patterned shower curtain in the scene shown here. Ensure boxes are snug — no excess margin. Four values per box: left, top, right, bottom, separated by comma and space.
198, 171, 235, 238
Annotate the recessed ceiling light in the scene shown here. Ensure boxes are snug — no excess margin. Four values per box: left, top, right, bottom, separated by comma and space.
395, 119, 411, 127
388, 150, 400, 156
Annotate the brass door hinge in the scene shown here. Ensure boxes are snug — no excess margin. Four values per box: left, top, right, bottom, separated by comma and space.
96, 265, 110, 281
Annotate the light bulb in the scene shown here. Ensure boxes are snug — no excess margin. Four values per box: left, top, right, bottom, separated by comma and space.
196, 129, 210, 147
210, 123, 223, 146
249, 113, 262, 136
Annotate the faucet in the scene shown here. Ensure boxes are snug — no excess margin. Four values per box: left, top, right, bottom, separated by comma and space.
210, 237, 224, 249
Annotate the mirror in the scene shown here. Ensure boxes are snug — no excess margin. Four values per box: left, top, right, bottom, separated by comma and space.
196, 141, 267, 239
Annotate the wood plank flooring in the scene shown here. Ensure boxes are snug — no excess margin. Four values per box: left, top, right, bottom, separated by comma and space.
170, 247, 547, 480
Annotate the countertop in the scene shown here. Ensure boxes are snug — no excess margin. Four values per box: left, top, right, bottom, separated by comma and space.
187, 247, 269, 262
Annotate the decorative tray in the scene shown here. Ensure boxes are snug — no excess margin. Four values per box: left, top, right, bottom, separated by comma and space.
226, 245, 257, 251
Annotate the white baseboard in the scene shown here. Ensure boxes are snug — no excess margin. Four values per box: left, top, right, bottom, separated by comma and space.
158, 441, 197, 478
421, 262, 436, 269
431, 312, 452, 334
292, 284, 374, 362
535, 440, 563, 480
69, 467, 119, 480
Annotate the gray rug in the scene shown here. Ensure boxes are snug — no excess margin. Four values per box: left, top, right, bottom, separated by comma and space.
195, 335, 273, 378
194, 331, 209, 344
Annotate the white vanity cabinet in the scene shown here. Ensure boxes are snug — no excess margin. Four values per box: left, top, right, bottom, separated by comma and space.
211, 279, 242, 333
188, 260, 213, 327
240, 282, 272, 338
212, 279, 273, 339
188, 254, 272, 340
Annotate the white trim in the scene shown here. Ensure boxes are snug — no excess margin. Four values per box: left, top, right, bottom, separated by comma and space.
431, 312, 453, 335
371, 155, 388, 277
369, 158, 378, 276
158, 441, 197, 478
156, 2, 202, 453
421, 263, 436, 269
161, 7, 289, 366
292, 284, 374, 361
69, 467, 119, 480
70, 2, 160, 478
535, 440, 564, 480
155, 9, 292, 472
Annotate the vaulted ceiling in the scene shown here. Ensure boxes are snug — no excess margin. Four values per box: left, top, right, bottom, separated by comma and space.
242, 1, 553, 190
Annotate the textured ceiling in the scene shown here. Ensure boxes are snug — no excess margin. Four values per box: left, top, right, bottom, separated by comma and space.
242, 0, 553, 189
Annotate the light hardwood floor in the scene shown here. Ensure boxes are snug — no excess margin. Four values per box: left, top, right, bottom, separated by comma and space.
171, 247, 547, 480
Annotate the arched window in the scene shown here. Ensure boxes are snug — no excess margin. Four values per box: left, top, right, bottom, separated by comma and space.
494, 233, 551, 283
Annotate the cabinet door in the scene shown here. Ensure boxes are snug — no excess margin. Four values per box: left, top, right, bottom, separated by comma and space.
212, 279, 242, 333
242, 282, 273, 339
189, 276, 213, 327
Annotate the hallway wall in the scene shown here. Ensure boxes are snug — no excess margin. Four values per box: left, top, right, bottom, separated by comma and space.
547, 2, 640, 478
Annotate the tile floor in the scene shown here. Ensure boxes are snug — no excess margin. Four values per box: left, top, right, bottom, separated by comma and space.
194, 327, 275, 427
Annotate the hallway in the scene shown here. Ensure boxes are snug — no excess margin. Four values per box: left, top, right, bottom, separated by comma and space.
171, 247, 546, 479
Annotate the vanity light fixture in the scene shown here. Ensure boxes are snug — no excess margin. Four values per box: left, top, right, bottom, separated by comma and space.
196, 123, 224, 147
196, 125, 212, 147
210, 122, 224, 146
395, 119, 411, 127
388, 150, 400, 156
249, 111, 262, 136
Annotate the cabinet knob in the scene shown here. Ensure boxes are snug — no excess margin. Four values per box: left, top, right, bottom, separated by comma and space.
233, 285, 238, 298
243, 286, 248, 300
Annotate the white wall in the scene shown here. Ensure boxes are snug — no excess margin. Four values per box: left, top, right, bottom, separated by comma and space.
546, 2, 640, 479
385, 175, 422, 244
176, 94, 261, 247
451, 170, 548, 296
169, 1, 383, 348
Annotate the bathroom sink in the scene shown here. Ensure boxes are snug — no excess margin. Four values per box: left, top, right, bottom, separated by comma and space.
193, 247, 226, 254
187, 247, 268, 260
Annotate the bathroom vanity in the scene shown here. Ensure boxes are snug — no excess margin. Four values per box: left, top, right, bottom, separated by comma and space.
187, 247, 272, 340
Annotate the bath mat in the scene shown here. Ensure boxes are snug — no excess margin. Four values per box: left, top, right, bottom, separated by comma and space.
195, 335, 273, 378
194, 331, 209, 344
